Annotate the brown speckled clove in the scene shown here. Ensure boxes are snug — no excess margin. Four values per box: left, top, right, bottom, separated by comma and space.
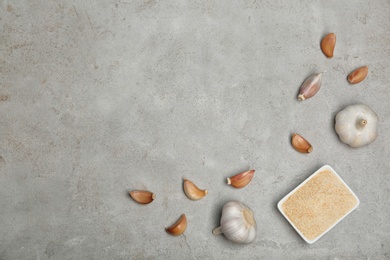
321, 33, 336, 58
348, 66, 368, 84
292, 134, 313, 153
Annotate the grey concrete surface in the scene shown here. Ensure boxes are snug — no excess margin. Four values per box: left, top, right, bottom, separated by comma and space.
1, 0, 390, 259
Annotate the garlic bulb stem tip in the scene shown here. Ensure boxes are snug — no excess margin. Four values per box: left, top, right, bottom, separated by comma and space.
212, 226, 223, 236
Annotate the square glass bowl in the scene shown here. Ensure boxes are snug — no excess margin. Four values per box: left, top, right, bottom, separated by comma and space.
277, 165, 360, 244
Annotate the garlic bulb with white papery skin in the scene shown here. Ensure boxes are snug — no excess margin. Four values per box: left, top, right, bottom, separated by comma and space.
213, 201, 256, 244
335, 104, 379, 148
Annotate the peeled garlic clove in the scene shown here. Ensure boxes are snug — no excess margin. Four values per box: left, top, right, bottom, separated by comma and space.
227, 170, 255, 188
297, 72, 323, 101
213, 200, 256, 244
129, 190, 156, 204
321, 33, 336, 58
347, 66, 368, 84
166, 214, 187, 236
292, 134, 313, 153
183, 179, 208, 200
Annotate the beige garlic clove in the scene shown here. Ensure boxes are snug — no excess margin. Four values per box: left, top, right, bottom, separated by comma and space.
321, 33, 336, 58
183, 179, 208, 200
292, 134, 313, 153
297, 72, 323, 101
166, 214, 187, 236
347, 66, 368, 84
227, 170, 255, 188
129, 190, 156, 204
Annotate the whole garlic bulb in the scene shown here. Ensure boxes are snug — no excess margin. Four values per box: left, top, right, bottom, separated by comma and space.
212, 201, 256, 244
335, 104, 379, 148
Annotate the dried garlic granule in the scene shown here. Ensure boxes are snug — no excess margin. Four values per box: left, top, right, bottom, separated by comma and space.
282, 170, 358, 241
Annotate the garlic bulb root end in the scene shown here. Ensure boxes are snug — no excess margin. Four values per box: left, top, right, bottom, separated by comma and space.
243, 209, 255, 227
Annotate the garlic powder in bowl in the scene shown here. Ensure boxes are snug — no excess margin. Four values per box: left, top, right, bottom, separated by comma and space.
278, 165, 359, 244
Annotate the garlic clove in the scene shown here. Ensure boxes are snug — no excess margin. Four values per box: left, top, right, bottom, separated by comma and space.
292, 134, 313, 153
129, 190, 156, 204
347, 66, 368, 84
183, 179, 208, 200
227, 170, 255, 188
297, 72, 323, 101
321, 33, 336, 58
166, 214, 187, 236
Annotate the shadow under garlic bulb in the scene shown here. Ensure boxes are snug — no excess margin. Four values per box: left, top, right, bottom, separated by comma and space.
335, 104, 379, 148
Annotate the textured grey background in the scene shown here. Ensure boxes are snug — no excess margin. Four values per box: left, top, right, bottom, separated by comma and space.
1, 0, 390, 259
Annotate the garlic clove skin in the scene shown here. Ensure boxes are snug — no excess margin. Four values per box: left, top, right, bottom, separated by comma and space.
321, 33, 336, 58
129, 190, 156, 204
183, 179, 208, 200
227, 170, 255, 188
292, 134, 313, 153
213, 201, 256, 244
335, 104, 379, 148
347, 66, 368, 84
297, 72, 323, 101
166, 214, 187, 236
